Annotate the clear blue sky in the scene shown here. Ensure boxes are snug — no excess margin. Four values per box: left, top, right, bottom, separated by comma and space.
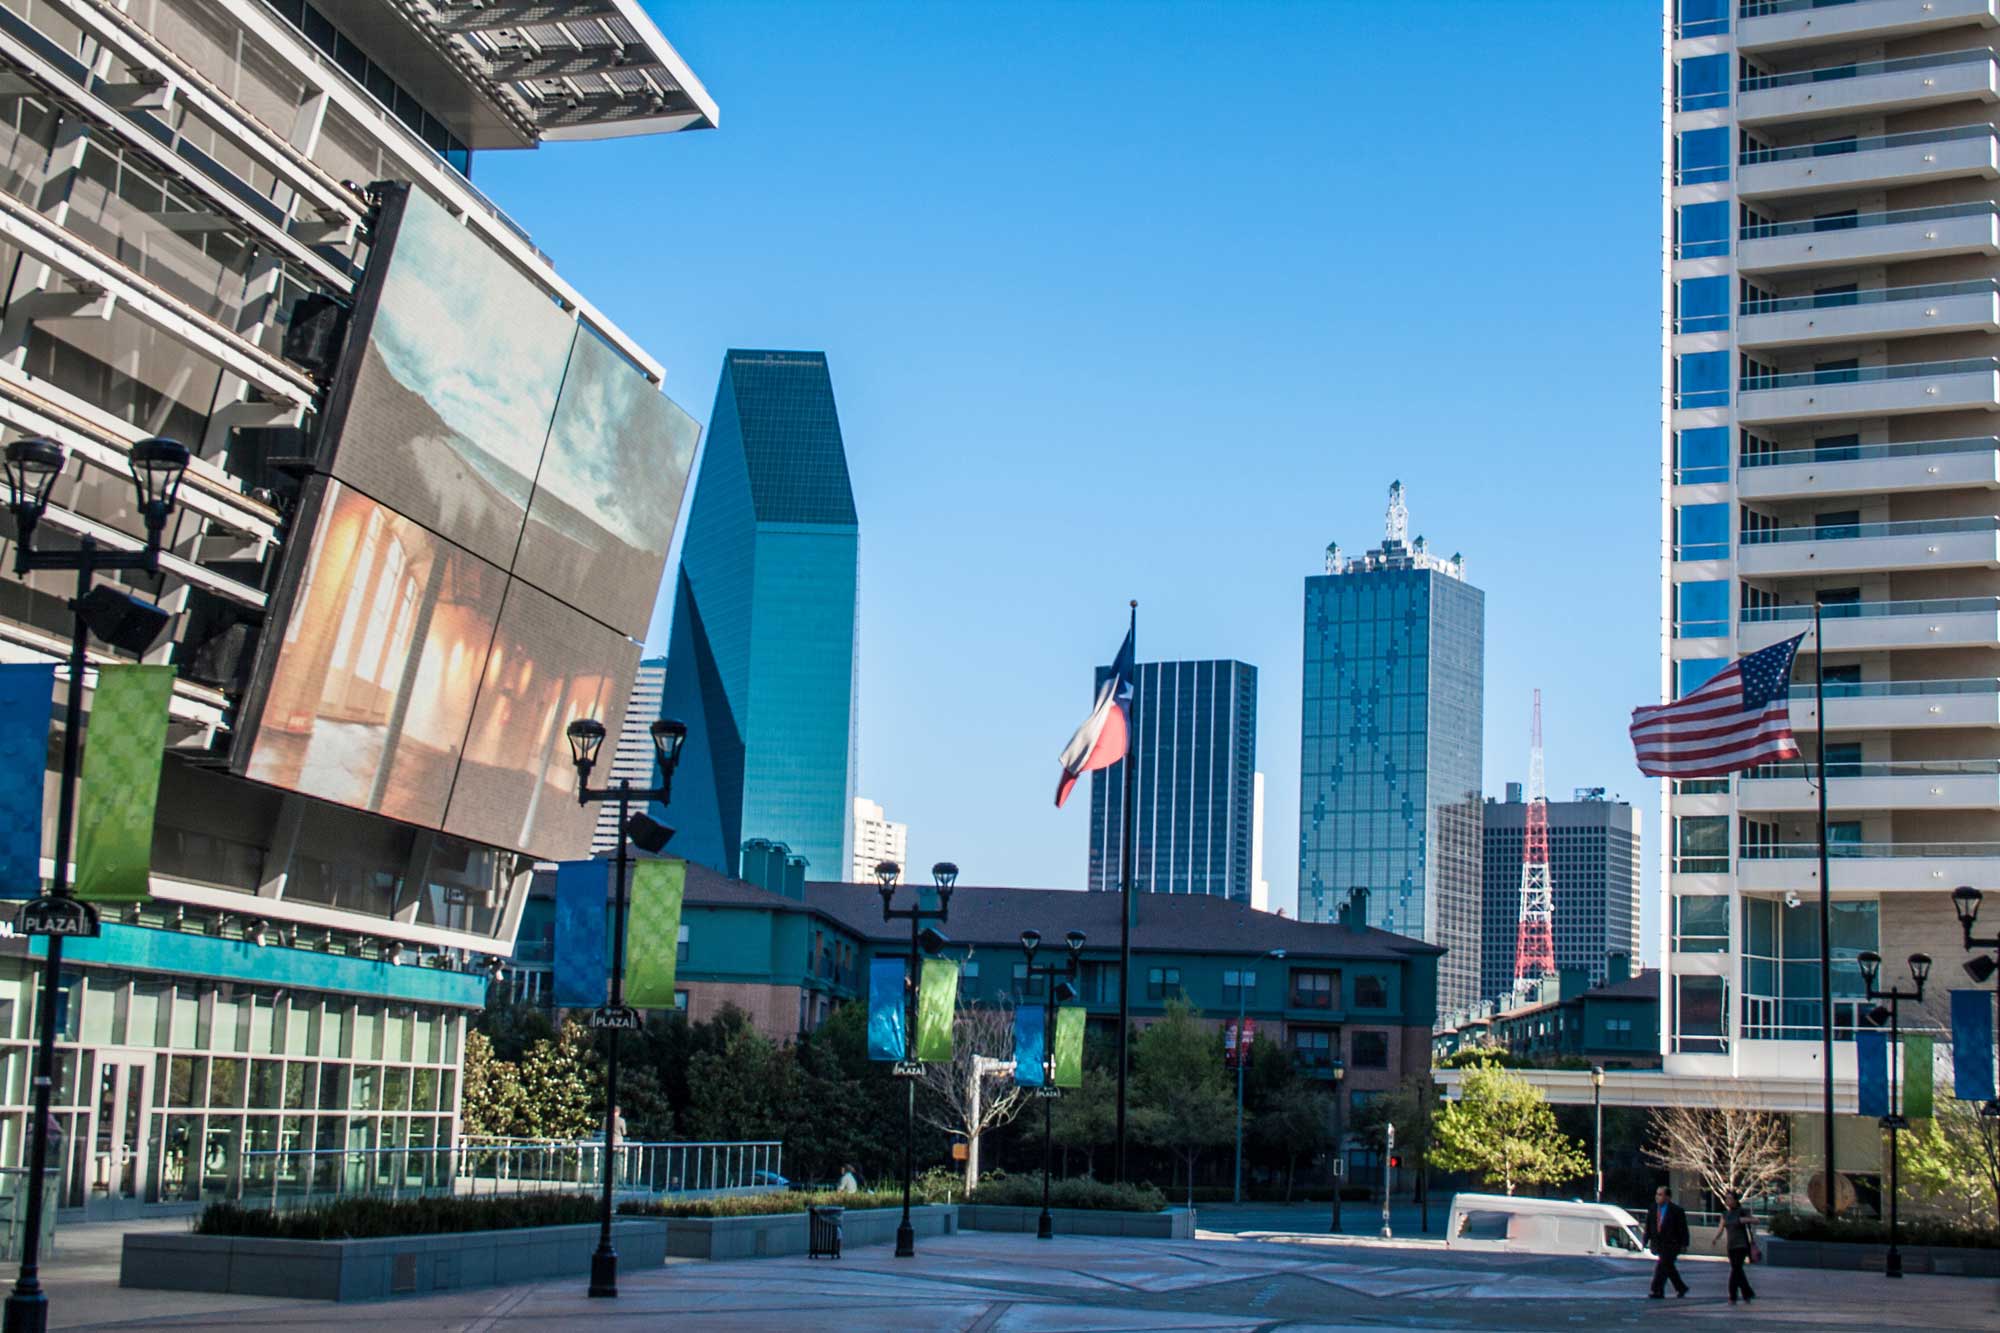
477, 1, 1664, 947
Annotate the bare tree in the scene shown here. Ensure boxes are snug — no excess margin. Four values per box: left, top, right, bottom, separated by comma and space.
915, 1003, 1030, 1191
1645, 1089, 1790, 1207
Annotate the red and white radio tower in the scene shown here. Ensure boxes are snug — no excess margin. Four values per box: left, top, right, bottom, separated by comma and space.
1514, 690, 1556, 991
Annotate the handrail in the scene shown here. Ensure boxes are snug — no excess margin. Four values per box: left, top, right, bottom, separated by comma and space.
1741, 279, 2000, 316
1739, 515, 2000, 544
1741, 0, 1859, 14
1739, 358, 2000, 392
1740, 841, 2000, 859
1743, 596, 2000, 621
1746, 758, 2000, 778
1741, 202, 1993, 240
1739, 436, 1999, 468
1740, 124, 1993, 165
1812, 677, 2000, 698
1741, 48, 1993, 92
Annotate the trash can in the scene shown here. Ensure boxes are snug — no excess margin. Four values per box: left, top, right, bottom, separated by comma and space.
807, 1204, 843, 1260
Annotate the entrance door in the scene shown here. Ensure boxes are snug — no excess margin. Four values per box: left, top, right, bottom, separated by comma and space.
87, 1054, 151, 1217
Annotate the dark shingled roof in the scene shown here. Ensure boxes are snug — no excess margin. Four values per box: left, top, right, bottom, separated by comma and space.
1582, 968, 1660, 1002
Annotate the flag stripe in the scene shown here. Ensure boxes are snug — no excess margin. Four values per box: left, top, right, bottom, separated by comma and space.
1631, 634, 1805, 778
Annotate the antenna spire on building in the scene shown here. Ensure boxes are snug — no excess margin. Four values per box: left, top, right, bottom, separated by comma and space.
1385, 480, 1408, 546
1514, 689, 1557, 993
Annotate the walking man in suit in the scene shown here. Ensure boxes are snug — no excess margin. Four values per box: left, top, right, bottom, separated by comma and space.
1644, 1183, 1691, 1298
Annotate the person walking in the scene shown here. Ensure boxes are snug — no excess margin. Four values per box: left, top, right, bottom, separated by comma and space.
1714, 1191, 1758, 1304
1643, 1184, 1691, 1299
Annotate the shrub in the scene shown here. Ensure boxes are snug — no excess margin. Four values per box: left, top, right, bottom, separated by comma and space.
967, 1173, 1166, 1212
1767, 1211, 1998, 1251
621, 1189, 913, 1218
195, 1193, 600, 1240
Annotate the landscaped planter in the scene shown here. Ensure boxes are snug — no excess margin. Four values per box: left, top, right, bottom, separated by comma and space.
662, 1204, 956, 1259
1762, 1236, 2000, 1277
959, 1204, 1192, 1239
120, 1218, 668, 1302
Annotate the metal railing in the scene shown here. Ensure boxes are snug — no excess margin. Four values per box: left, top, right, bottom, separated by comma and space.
1739, 437, 2000, 468
1740, 124, 1994, 165
1739, 514, 2000, 544
1814, 676, 2000, 698
1745, 757, 2000, 778
1740, 48, 1993, 92
1739, 358, 2000, 392
1741, 201, 1994, 240
1741, 279, 2000, 316
1741, 0, 1859, 14
229, 1137, 783, 1211
1741, 840, 2000, 859
1743, 595, 2000, 620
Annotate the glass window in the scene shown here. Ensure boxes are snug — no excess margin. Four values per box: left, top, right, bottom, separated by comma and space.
1676, 53, 1729, 111
1222, 969, 1256, 1003
1675, 427, 1728, 484
1675, 503, 1730, 561
1676, 975, 1727, 1053
1351, 1030, 1389, 1069
1291, 970, 1337, 1008
1676, 201, 1729, 258
1674, 581, 1731, 638
1676, 127, 1729, 184
1675, 816, 1729, 873
1675, 351, 1729, 409
1676, 275, 1729, 333
1676, 0, 1727, 38
1145, 967, 1181, 1001
1354, 975, 1388, 1009
1677, 658, 1728, 696
1674, 895, 1731, 952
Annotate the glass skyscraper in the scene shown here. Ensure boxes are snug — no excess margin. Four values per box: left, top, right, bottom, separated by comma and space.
1299, 483, 1484, 1013
656, 351, 859, 878
1087, 659, 1258, 902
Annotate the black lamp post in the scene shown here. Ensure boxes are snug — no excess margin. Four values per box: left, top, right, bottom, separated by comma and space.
1952, 887, 2000, 1119
1591, 1065, 1606, 1202
1857, 948, 1931, 1281
565, 715, 686, 1300
879, 859, 954, 1258
1019, 927, 1085, 1240
1327, 1057, 1346, 1233
4, 435, 186, 1333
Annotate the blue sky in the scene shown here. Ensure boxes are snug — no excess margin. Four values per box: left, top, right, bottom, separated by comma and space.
476, 1, 1665, 948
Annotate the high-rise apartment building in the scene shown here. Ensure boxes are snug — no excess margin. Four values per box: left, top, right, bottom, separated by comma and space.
1087, 659, 1258, 901
1663, 0, 2000, 1102
1299, 482, 1484, 1013
0, 0, 715, 1216
1481, 792, 1641, 1005
851, 797, 908, 883
658, 350, 859, 880
593, 657, 670, 853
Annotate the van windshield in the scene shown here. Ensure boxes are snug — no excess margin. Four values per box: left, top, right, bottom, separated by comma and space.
1605, 1225, 1642, 1252
1457, 1211, 1510, 1241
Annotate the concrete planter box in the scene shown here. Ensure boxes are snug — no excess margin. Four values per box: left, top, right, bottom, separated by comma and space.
661, 1204, 956, 1259
959, 1204, 1193, 1239
120, 1218, 667, 1302
1763, 1235, 2000, 1277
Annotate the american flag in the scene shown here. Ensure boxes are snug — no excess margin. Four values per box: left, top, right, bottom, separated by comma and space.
1631, 634, 1806, 777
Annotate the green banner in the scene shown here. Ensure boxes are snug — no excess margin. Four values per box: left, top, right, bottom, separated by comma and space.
624, 859, 685, 1008
1053, 1005, 1085, 1087
1904, 1034, 1934, 1121
74, 665, 174, 903
915, 956, 958, 1061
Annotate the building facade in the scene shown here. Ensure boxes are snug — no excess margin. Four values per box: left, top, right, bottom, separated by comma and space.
1481, 793, 1641, 1004
657, 350, 859, 881
0, 0, 715, 1215
1087, 659, 1258, 902
1299, 482, 1484, 1013
850, 797, 907, 883
1434, 958, 1661, 1071
593, 657, 669, 854
1662, 0, 1996, 1103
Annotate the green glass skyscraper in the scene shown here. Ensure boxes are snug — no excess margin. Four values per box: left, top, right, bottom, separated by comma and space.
656, 350, 858, 878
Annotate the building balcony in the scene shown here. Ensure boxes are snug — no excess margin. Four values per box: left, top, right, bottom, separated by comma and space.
1738, 281, 2000, 350
1739, 127, 2000, 201
1737, 759, 2000, 810
1740, 50, 2000, 126
1741, 596, 2000, 653
1736, 435, 2000, 499
1738, 0, 2000, 56
1736, 357, 2000, 424
1740, 203, 2000, 274
1738, 841, 2000, 892
1738, 514, 2000, 575
1791, 677, 2000, 731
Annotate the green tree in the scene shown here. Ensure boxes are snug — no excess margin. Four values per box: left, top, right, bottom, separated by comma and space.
1050, 1066, 1117, 1178
474, 998, 557, 1063
785, 1001, 909, 1186
683, 1016, 793, 1142
1130, 999, 1236, 1208
1901, 1085, 2000, 1231
1430, 1062, 1588, 1195
1250, 1082, 1332, 1200
460, 1030, 527, 1138
516, 1020, 600, 1139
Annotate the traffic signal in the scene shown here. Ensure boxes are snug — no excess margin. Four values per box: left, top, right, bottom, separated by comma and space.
1389, 1155, 1401, 1169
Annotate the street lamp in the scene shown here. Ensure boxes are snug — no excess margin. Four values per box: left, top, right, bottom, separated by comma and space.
3, 435, 186, 1333
1020, 927, 1086, 1239
566, 714, 686, 1300
1856, 949, 1930, 1281
1327, 1056, 1346, 1233
1591, 1065, 1606, 1202
880, 859, 954, 1257
1953, 887, 2000, 1119
1232, 948, 1284, 1205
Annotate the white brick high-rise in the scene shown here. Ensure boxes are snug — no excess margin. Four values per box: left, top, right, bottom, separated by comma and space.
851, 797, 908, 883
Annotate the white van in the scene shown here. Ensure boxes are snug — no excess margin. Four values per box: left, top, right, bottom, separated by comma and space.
1445, 1193, 1648, 1258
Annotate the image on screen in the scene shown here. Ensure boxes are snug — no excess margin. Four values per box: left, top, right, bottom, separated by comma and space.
245, 481, 506, 828
327, 188, 574, 569
514, 328, 699, 637
442, 579, 638, 859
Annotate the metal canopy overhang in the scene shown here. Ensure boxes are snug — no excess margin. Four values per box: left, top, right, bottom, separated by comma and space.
313, 0, 718, 150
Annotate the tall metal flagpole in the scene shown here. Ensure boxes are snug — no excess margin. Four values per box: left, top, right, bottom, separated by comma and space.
1813, 596, 1838, 1214
1115, 600, 1137, 1184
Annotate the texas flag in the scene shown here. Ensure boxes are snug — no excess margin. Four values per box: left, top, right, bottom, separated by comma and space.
1055, 624, 1135, 808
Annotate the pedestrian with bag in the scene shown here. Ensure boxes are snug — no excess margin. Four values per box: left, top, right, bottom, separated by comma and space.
1714, 1191, 1758, 1304
1643, 1183, 1691, 1299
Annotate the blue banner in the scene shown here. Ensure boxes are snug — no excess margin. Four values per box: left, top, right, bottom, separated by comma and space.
1953, 988, 1997, 1103
1014, 1004, 1045, 1087
552, 860, 607, 1008
1856, 1028, 1889, 1118
868, 957, 906, 1061
0, 665, 53, 900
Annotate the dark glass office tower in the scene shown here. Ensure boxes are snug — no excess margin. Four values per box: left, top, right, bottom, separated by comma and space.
1087, 660, 1258, 902
1299, 483, 1484, 1013
1481, 792, 1642, 1005
656, 351, 859, 877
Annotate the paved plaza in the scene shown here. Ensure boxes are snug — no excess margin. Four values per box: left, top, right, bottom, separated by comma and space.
28, 1217, 2000, 1332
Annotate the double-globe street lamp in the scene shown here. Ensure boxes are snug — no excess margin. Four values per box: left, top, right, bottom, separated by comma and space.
1952, 887, 2000, 1120
3, 435, 188, 1333
876, 858, 955, 1258
564, 715, 687, 1300
1018, 928, 1085, 1240
1856, 949, 1931, 1281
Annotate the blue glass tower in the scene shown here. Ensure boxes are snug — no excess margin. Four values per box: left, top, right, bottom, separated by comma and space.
656, 351, 858, 878
1299, 483, 1484, 1013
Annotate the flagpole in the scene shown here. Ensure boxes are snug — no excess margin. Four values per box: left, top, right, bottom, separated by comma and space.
1813, 595, 1838, 1215
1115, 599, 1137, 1185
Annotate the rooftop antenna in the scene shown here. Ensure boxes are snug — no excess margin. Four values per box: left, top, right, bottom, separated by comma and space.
1514, 689, 1557, 996
1385, 480, 1408, 546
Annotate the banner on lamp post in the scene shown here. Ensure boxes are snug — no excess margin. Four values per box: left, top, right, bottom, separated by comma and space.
622, 859, 685, 1008
1013, 1004, 1045, 1087
1052, 1005, 1085, 1088
73, 665, 174, 903
867, 957, 906, 1061
1952, 989, 1997, 1103
0, 664, 54, 900
1904, 1035, 1935, 1121
1856, 1029, 1889, 1119
915, 956, 959, 1061
552, 859, 608, 1008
